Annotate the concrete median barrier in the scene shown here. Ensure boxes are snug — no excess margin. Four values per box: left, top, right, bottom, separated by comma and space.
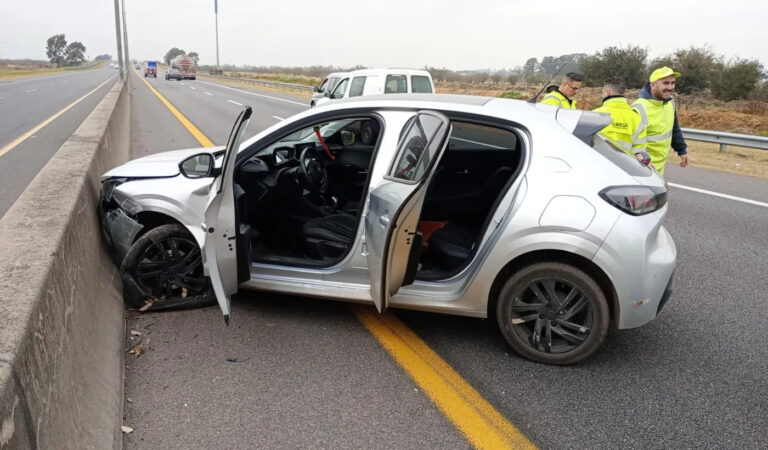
0, 79, 129, 449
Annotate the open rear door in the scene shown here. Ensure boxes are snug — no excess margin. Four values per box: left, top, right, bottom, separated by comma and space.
365, 111, 451, 312
203, 107, 252, 324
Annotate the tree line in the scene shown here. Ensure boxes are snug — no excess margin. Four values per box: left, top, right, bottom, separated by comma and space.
428, 45, 765, 102
45, 34, 87, 67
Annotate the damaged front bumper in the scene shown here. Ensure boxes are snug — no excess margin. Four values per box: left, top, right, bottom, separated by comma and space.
98, 180, 144, 265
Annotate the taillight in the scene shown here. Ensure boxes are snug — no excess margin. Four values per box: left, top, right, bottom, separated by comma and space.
599, 186, 667, 216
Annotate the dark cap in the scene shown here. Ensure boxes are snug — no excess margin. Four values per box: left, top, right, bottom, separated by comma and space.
565, 72, 583, 82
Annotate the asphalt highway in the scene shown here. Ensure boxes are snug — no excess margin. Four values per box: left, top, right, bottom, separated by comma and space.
121, 70, 768, 449
0, 67, 117, 217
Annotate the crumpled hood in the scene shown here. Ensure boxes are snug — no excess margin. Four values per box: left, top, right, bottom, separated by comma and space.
101, 146, 226, 180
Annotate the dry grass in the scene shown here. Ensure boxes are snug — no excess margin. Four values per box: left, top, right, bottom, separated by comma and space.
0, 60, 107, 80
676, 142, 768, 179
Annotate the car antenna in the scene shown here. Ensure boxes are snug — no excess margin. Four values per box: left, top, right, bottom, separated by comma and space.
527, 63, 567, 103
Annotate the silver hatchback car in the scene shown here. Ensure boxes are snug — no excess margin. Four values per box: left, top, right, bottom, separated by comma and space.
99, 95, 675, 365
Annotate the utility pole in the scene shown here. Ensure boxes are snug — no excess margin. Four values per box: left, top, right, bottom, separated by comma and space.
121, 0, 130, 75
215, 0, 220, 73
113, 0, 124, 80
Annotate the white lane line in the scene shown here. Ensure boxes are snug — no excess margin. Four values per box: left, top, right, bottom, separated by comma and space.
25, 88, 37, 93
450, 136, 507, 150
668, 182, 768, 209
197, 80, 308, 107
204, 91, 213, 96
227, 99, 243, 106
190, 86, 196, 90
272, 115, 285, 121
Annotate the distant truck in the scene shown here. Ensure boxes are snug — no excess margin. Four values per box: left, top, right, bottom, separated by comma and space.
170, 54, 196, 80
144, 61, 157, 78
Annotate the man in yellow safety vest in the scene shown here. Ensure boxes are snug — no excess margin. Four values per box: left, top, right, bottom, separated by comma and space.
632, 67, 689, 175
540, 72, 582, 109
594, 77, 646, 156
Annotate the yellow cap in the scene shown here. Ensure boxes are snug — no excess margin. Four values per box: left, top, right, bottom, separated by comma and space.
650, 66, 681, 82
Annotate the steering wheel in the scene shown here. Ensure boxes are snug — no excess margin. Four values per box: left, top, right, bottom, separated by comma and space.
298, 146, 328, 193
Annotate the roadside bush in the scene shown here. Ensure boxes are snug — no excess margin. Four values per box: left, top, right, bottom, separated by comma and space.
581, 45, 648, 88
652, 46, 720, 94
711, 58, 765, 101
500, 90, 524, 99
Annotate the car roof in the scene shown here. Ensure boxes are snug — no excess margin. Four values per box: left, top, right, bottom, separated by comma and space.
344, 68, 432, 78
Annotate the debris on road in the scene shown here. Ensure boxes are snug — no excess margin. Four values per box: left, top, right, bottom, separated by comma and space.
226, 357, 249, 363
128, 344, 144, 356
126, 397, 134, 403
130, 330, 141, 336
121, 425, 134, 434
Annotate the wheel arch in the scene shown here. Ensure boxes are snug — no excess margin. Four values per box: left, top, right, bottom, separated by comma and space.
135, 211, 197, 244
487, 249, 619, 328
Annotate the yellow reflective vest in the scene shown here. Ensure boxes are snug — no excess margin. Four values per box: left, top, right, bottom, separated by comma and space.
594, 97, 647, 155
540, 89, 577, 109
632, 97, 676, 175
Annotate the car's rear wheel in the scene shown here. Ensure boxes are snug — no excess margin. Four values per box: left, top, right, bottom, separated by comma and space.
120, 224, 213, 311
496, 262, 609, 365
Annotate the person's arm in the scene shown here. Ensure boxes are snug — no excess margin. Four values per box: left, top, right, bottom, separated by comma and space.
671, 110, 689, 167
671, 111, 687, 155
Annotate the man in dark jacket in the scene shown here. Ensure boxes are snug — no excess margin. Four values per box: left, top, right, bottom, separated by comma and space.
631, 67, 688, 175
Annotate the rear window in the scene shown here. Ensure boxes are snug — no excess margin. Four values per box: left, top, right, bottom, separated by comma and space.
411, 76, 433, 93
349, 76, 366, 97
591, 135, 652, 177
449, 122, 517, 150
385, 75, 408, 94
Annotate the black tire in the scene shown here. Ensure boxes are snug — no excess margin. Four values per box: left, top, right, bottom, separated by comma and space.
120, 224, 213, 311
496, 262, 609, 365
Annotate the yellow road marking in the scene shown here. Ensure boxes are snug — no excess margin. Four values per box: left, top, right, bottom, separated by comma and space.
135, 72, 214, 147
141, 77, 533, 447
0, 75, 117, 159
353, 305, 536, 449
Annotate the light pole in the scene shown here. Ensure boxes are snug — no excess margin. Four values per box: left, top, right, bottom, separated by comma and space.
121, 0, 130, 75
113, 0, 124, 80
215, 0, 220, 73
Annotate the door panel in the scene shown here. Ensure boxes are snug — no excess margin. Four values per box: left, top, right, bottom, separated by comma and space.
203, 107, 252, 323
366, 111, 452, 312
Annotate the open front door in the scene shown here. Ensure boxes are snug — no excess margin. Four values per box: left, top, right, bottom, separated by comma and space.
366, 111, 451, 312
203, 107, 252, 324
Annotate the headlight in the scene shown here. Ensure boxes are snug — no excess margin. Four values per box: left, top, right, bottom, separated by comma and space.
111, 189, 143, 216
101, 178, 126, 202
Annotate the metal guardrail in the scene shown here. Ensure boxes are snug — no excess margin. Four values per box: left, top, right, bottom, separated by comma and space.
199, 73, 315, 94
681, 128, 768, 152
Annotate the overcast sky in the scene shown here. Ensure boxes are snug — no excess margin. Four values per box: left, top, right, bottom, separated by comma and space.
2, 0, 766, 70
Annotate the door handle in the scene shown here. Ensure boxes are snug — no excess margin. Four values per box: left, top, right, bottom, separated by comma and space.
379, 215, 391, 226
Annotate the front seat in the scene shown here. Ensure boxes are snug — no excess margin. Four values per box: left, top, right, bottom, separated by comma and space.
302, 213, 357, 259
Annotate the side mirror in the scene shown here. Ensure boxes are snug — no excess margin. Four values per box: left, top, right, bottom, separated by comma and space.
179, 153, 215, 178
314, 86, 321, 93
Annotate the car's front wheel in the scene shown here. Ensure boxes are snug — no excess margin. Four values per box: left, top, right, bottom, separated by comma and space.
496, 262, 609, 365
120, 224, 212, 311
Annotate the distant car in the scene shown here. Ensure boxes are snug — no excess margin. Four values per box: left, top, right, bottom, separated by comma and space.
314, 69, 435, 107
165, 68, 182, 80
144, 66, 157, 78
135, 64, 141, 70
98, 95, 676, 365
310, 72, 347, 108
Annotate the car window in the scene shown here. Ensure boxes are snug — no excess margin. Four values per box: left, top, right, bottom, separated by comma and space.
318, 78, 329, 92
328, 77, 340, 91
349, 76, 366, 97
384, 75, 407, 94
591, 134, 652, 177
411, 76, 433, 93
331, 78, 349, 99
391, 114, 446, 182
448, 122, 517, 150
